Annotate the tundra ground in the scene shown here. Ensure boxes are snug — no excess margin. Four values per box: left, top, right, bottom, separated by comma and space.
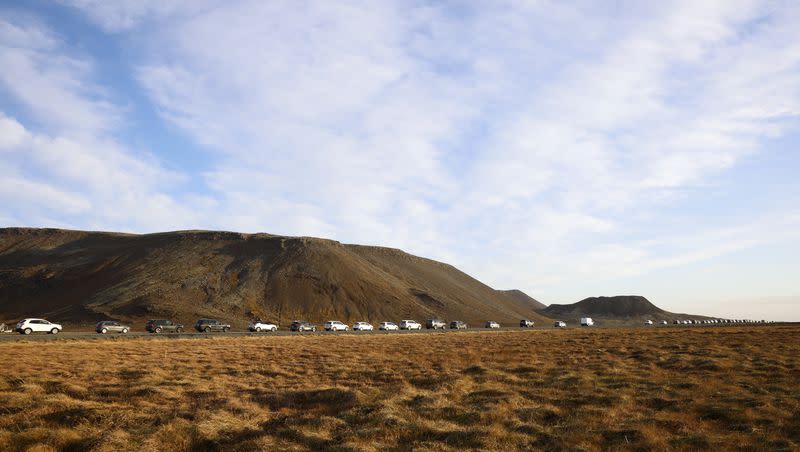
1, 326, 798, 451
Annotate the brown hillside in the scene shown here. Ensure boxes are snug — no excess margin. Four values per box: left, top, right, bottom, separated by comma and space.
497, 289, 547, 310
0, 228, 551, 327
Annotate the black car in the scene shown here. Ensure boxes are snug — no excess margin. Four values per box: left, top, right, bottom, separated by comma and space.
520, 319, 535, 328
194, 319, 231, 333
145, 319, 184, 333
449, 320, 467, 330
289, 320, 316, 332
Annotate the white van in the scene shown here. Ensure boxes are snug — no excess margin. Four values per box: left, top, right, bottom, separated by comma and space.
580, 317, 594, 326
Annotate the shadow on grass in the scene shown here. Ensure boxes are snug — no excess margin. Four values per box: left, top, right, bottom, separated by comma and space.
260, 415, 354, 451
388, 426, 485, 450
251, 388, 357, 415
42, 407, 98, 427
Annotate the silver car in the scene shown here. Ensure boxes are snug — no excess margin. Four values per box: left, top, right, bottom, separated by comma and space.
96, 321, 130, 334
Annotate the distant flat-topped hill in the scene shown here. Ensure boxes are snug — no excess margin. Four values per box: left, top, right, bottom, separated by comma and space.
541, 295, 664, 317
0, 228, 551, 327
538, 295, 708, 325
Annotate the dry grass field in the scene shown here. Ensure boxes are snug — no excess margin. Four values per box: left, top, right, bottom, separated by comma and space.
1, 327, 799, 451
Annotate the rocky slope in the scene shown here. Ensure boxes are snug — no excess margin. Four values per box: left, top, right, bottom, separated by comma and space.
0, 228, 551, 327
497, 289, 547, 310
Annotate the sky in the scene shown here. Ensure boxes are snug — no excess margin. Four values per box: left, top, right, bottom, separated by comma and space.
0, 1, 798, 320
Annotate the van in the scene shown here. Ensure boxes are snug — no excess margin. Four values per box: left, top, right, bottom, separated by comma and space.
580, 317, 594, 326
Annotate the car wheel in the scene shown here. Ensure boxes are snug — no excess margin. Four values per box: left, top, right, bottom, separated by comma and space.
101, 328, 108, 334
271, 326, 277, 332
51, 328, 59, 335
122, 328, 128, 334
204, 327, 211, 333
23, 328, 32, 335
255, 327, 261, 332
155, 327, 162, 333
176, 327, 183, 334
223, 327, 230, 332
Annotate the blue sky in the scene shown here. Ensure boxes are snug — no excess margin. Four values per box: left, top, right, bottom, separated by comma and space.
1, 0, 798, 320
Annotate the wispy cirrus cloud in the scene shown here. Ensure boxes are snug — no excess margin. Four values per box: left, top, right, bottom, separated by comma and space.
3, 1, 800, 317
0, 16, 197, 231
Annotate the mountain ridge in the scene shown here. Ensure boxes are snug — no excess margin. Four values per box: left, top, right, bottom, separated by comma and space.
0, 228, 552, 326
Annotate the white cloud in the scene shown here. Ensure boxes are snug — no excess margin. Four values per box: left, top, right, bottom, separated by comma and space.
10, 1, 800, 317
0, 114, 29, 150
0, 18, 120, 136
57, 0, 208, 32
0, 18, 198, 232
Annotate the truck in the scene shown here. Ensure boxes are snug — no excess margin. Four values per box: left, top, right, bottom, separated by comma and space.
580, 317, 594, 326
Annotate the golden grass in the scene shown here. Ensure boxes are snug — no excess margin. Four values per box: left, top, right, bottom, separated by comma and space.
1, 326, 799, 451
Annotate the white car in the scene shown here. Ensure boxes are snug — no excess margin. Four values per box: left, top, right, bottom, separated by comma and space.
644, 320, 654, 325
248, 321, 278, 332
399, 320, 422, 330
16, 318, 62, 335
379, 322, 398, 331
485, 321, 500, 329
353, 322, 374, 331
324, 321, 349, 331
660, 320, 668, 325
554, 321, 567, 328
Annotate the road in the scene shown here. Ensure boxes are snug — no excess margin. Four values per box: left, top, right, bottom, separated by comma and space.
0, 326, 554, 342
0, 322, 776, 342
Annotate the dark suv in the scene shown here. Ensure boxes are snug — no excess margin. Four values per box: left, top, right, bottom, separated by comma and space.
195, 319, 231, 333
145, 319, 184, 333
290, 320, 316, 332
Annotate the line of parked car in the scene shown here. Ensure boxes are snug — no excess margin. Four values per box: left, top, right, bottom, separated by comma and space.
7, 317, 540, 335
666, 318, 766, 325
10, 316, 766, 335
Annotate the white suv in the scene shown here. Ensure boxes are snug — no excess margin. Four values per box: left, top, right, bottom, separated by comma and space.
324, 321, 349, 331
248, 321, 278, 332
399, 320, 422, 330
16, 318, 62, 335
353, 322, 373, 331
379, 322, 398, 331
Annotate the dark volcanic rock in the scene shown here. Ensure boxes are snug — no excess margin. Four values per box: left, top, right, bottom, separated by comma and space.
0, 228, 552, 327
